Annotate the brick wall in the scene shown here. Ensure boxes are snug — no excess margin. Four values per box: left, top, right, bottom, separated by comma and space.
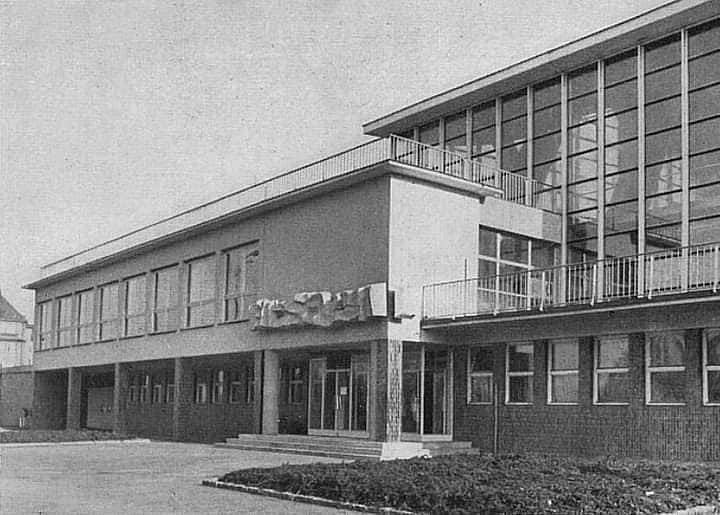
453, 329, 720, 461
32, 369, 67, 429
0, 366, 33, 428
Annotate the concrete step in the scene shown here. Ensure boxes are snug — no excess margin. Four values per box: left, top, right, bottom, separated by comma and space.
215, 442, 380, 460
226, 436, 382, 452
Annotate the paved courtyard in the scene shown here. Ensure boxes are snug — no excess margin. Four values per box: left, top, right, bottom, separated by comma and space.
0, 440, 353, 514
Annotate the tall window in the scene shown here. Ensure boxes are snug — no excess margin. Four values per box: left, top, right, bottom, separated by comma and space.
229, 371, 243, 403
139, 374, 150, 404
165, 371, 175, 404
211, 370, 225, 404
703, 329, 720, 405
547, 339, 579, 404
123, 275, 146, 337
604, 50, 639, 259
646, 331, 686, 404
501, 90, 528, 180
644, 35, 682, 253
468, 347, 493, 404
533, 78, 562, 211
594, 335, 630, 404
224, 246, 260, 322
245, 365, 255, 404
567, 64, 599, 262
506, 343, 534, 404
152, 266, 179, 332
688, 19, 720, 246
76, 290, 95, 344
37, 301, 53, 350
186, 256, 216, 328
471, 101, 496, 162
282, 366, 304, 404
194, 373, 208, 404
99, 283, 120, 341
56, 296, 73, 347
152, 376, 163, 404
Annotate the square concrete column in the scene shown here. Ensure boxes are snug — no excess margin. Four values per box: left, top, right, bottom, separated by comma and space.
253, 351, 263, 434
261, 350, 280, 435
112, 362, 128, 434
173, 357, 193, 441
66, 367, 82, 430
371, 340, 403, 442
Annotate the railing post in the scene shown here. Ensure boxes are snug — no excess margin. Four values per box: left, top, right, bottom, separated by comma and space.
525, 177, 532, 206
590, 263, 597, 306
494, 275, 500, 316
648, 255, 655, 299
681, 246, 689, 293
389, 135, 397, 161
559, 264, 567, 305
526, 270, 532, 311
714, 245, 719, 293
540, 271, 546, 311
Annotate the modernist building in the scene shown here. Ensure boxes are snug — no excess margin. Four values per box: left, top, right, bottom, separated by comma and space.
26, 0, 720, 459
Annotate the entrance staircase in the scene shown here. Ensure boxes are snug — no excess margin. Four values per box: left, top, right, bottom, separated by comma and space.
215, 434, 473, 460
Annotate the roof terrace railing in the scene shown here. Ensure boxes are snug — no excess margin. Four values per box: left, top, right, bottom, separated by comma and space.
422, 241, 720, 320
40, 135, 554, 279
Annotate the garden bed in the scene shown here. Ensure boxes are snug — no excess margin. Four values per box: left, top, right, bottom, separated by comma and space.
0, 429, 132, 444
217, 454, 720, 514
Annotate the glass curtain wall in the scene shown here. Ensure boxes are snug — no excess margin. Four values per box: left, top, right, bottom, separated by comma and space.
398, 15, 720, 273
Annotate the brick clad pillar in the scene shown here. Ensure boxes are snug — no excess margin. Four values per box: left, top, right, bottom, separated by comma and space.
261, 350, 280, 435
112, 362, 128, 434
253, 351, 263, 434
173, 357, 193, 441
66, 367, 82, 430
371, 339, 403, 442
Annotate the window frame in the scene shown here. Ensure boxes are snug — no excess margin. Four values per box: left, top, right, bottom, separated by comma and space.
645, 331, 686, 406
55, 295, 74, 348
223, 245, 260, 323
151, 378, 163, 404
194, 372, 208, 404
211, 369, 225, 404
547, 339, 580, 406
37, 301, 53, 350
152, 265, 179, 333
593, 335, 631, 406
123, 274, 147, 338
505, 342, 534, 405
139, 374, 150, 404
98, 282, 120, 342
229, 371, 243, 404
75, 289, 96, 345
245, 365, 255, 404
467, 347, 494, 405
185, 255, 217, 328
703, 328, 720, 406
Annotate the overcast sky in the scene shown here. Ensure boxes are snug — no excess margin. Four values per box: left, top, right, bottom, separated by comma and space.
1, 0, 668, 320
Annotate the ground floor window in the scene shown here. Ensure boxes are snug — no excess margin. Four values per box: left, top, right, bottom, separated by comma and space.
229, 371, 243, 403
467, 347, 493, 404
211, 370, 225, 403
594, 335, 630, 404
547, 339, 579, 405
506, 343, 533, 404
646, 331, 686, 405
245, 366, 255, 404
281, 365, 304, 404
194, 373, 208, 404
703, 329, 720, 405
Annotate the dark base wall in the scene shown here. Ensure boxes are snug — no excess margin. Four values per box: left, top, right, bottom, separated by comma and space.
453, 329, 720, 461
0, 366, 34, 428
32, 369, 67, 429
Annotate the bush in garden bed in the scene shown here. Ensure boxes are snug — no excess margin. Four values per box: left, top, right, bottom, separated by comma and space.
219, 453, 720, 514
0, 429, 131, 443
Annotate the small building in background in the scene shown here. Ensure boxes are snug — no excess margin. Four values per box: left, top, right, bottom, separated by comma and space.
0, 290, 33, 368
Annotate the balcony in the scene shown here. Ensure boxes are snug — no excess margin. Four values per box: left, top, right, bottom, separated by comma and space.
422, 242, 720, 322
37, 135, 555, 282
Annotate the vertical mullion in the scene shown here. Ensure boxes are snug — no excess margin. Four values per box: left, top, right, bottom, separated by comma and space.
638, 46, 646, 296
526, 85, 534, 206
560, 73, 569, 302
495, 98, 502, 169
681, 29, 690, 291
597, 60, 606, 300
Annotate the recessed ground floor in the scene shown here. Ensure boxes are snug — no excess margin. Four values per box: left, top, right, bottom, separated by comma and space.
31, 324, 720, 461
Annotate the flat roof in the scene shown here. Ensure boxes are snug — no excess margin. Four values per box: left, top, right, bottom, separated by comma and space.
363, 0, 720, 137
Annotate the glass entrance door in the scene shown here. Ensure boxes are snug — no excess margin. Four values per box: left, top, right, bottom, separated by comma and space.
308, 354, 368, 437
401, 346, 453, 440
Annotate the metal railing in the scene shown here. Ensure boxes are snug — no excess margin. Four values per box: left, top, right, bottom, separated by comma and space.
41, 135, 556, 279
422, 242, 720, 320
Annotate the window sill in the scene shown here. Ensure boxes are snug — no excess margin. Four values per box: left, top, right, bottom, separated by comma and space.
704, 403, 720, 407
593, 402, 630, 406
547, 402, 579, 406
467, 402, 493, 406
119, 334, 146, 341
181, 324, 216, 331
505, 402, 533, 406
646, 402, 686, 407
218, 318, 250, 326
149, 329, 179, 336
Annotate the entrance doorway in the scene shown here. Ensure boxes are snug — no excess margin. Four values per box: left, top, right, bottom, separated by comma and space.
401, 346, 452, 440
308, 353, 369, 437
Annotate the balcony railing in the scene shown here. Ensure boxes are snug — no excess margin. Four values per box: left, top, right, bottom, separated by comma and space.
40, 135, 555, 280
422, 242, 720, 320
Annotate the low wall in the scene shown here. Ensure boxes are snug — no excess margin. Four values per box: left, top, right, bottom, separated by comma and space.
0, 365, 34, 428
